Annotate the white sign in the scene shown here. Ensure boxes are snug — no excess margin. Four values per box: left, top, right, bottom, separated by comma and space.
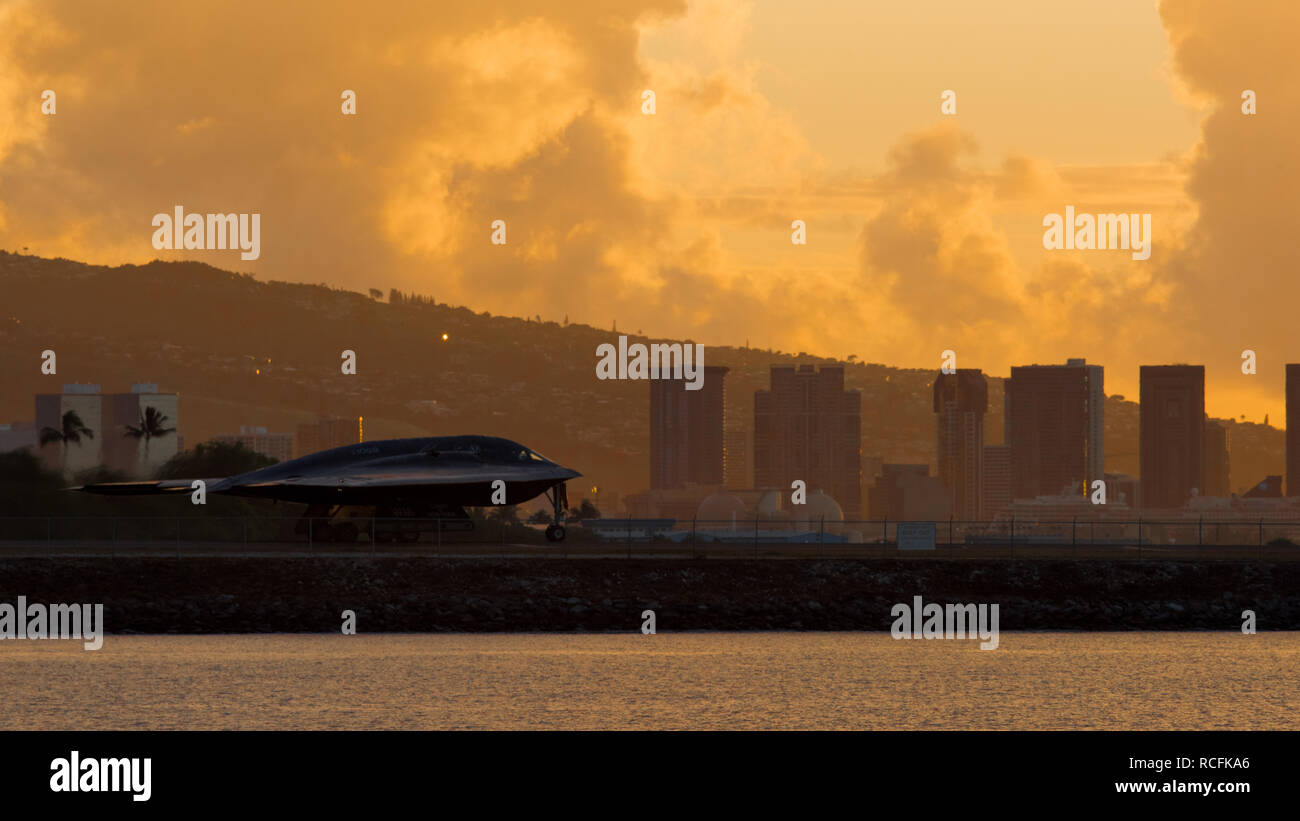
897, 522, 937, 550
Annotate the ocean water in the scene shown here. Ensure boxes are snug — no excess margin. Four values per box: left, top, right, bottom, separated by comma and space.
2, 632, 1296, 730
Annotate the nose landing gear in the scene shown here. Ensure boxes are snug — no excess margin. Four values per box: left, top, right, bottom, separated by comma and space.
543, 482, 569, 543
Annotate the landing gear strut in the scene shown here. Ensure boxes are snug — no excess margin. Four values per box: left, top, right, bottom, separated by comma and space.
544, 482, 569, 543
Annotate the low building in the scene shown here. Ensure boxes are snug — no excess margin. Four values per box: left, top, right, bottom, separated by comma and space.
297, 416, 359, 457
0, 421, 36, 454
214, 425, 293, 463
868, 464, 951, 521
103, 383, 180, 477
36, 384, 103, 476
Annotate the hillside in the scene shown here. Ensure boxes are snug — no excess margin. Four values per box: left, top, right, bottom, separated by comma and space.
0, 252, 1283, 510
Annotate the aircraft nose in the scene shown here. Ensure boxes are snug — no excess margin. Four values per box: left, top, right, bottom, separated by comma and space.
559, 466, 582, 480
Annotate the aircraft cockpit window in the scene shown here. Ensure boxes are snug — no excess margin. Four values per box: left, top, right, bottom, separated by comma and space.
528, 450, 550, 463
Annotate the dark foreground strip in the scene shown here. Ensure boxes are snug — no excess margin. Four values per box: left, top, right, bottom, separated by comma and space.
0, 731, 1284, 811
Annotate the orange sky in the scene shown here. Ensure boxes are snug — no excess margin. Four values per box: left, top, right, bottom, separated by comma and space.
1, 0, 1297, 423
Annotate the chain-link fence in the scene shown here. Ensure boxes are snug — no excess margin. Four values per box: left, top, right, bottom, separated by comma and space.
1, 515, 1298, 559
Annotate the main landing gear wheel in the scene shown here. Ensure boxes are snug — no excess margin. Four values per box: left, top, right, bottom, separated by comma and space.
545, 524, 566, 543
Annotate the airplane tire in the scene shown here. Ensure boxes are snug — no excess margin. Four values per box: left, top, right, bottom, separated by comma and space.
545, 524, 566, 543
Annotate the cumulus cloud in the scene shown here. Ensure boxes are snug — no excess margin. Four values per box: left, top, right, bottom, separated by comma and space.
1, 0, 1294, 422
0, 0, 682, 298
1156, 0, 1300, 416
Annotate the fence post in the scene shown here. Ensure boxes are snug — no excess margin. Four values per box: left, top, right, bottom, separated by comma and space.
691, 518, 697, 559
1137, 517, 1142, 560
1010, 517, 1015, 559
948, 516, 953, 547
754, 516, 759, 559
820, 516, 825, 548
1259, 519, 1264, 548
111, 517, 117, 560
1072, 517, 1076, 559
176, 517, 181, 559
1198, 517, 1202, 547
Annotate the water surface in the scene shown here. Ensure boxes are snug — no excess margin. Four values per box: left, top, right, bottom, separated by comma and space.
2, 632, 1295, 730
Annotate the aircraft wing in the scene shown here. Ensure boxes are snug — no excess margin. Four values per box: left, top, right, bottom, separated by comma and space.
239, 465, 579, 489
78, 478, 231, 495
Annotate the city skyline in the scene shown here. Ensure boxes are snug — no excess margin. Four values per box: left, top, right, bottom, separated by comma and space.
17, 330, 1300, 514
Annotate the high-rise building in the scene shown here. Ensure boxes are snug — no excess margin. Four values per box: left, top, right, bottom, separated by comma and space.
723, 427, 750, 490
1203, 420, 1230, 498
296, 416, 360, 457
1139, 365, 1205, 509
981, 444, 1012, 519
35, 384, 104, 476
215, 425, 294, 463
1004, 359, 1104, 500
104, 383, 180, 477
1288, 364, 1300, 496
933, 369, 987, 520
862, 454, 884, 516
649, 366, 728, 490
754, 364, 861, 517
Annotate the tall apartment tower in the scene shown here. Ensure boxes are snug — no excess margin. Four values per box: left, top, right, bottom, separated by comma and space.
1004, 359, 1104, 500
981, 444, 1012, 519
1139, 365, 1205, 509
649, 366, 728, 490
933, 369, 987, 520
1203, 420, 1230, 498
754, 364, 861, 517
1288, 364, 1300, 496
723, 428, 751, 489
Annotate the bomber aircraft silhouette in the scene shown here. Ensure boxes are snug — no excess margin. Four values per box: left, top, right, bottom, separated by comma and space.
79, 435, 581, 542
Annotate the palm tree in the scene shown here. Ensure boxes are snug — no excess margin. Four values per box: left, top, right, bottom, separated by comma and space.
38, 409, 95, 476
123, 406, 176, 471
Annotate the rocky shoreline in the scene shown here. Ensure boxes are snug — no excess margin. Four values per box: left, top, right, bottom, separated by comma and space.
0, 557, 1295, 633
